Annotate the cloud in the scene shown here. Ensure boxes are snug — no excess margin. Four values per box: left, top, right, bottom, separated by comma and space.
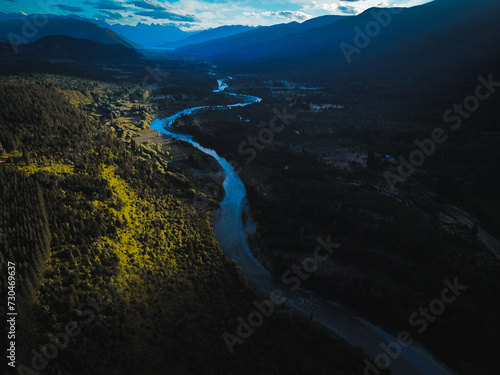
260, 10, 312, 21
130, 0, 168, 11
159, 22, 200, 28
300, 0, 432, 15
135, 10, 198, 22
337, 5, 357, 14
300, 2, 342, 13
84, 0, 127, 11
173, 22, 200, 29
94, 10, 124, 20
54, 5, 85, 12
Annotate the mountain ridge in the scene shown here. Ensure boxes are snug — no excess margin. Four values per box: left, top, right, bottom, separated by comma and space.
0, 17, 134, 49
187, 0, 500, 88
174, 15, 346, 57
6, 35, 143, 62
158, 25, 256, 49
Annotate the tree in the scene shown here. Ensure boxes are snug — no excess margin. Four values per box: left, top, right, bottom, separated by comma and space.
22, 147, 31, 166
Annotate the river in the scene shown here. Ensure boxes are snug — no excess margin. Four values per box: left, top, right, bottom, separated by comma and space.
150, 79, 456, 375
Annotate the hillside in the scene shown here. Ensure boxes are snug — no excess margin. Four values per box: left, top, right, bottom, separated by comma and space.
0, 17, 133, 49
159, 25, 256, 49
110, 22, 191, 48
5, 35, 143, 62
174, 15, 345, 57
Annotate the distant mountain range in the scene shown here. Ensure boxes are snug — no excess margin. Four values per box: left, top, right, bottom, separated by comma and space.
172, 0, 500, 88
0, 11, 347, 53
0, 11, 26, 23
0, 12, 257, 49
174, 15, 346, 58
0, 16, 133, 48
110, 22, 191, 48
158, 25, 256, 49
0, 12, 192, 48
2, 0, 498, 89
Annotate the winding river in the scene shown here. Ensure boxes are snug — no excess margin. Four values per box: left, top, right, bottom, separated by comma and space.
150, 80, 456, 375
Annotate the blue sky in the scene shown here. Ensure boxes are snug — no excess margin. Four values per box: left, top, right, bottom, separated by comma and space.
1, 0, 432, 30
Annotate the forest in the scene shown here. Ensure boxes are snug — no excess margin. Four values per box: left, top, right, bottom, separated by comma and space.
0, 75, 367, 375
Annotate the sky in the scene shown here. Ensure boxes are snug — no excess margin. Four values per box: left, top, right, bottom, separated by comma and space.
1, 0, 433, 30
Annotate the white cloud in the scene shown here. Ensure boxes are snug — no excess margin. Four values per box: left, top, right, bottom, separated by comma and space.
297, 0, 433, 15
260, 11, 312, 21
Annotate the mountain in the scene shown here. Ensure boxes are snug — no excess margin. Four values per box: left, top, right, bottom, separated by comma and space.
109, 22, 193, 48
191, 0, 500, 87
158, 25, 256, 49
0, 12, 111, 28
0, 17, 134, 48
174, 15, 345, 57
63, 14, 112, 29
0, 11, 26, 22
299, 14, 350, 29
0, 13, 195, 48
5, 35, 142, 62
